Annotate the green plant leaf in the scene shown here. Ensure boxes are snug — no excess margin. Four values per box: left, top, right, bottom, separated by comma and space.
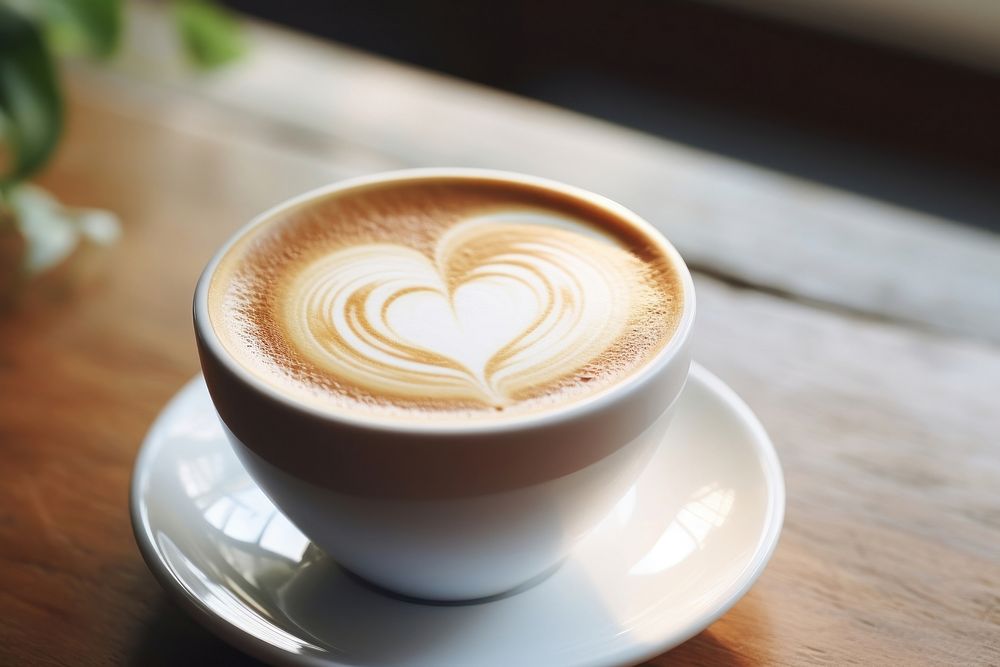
38, 0, 124, 59
0, 5, 63, 187
173, 0, 246, 70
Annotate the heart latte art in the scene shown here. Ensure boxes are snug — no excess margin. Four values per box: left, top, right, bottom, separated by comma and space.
286, 218, 636, 406
208, 177, 682, 420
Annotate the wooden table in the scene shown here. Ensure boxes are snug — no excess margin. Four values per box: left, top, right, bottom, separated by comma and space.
2, 10, 999, 666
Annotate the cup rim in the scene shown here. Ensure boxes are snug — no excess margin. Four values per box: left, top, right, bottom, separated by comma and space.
194, 167, 696, 436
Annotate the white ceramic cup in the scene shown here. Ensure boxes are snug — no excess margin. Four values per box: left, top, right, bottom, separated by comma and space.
194, 169, 696, 601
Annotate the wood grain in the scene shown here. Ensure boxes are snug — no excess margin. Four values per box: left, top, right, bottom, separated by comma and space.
684, 277, 1000, 665
1, 14, 998, 667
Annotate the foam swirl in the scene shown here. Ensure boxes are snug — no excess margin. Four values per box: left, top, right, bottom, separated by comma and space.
282, 214, 640, 406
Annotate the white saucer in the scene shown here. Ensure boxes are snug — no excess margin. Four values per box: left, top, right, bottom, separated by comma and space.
131, 363, 784, 667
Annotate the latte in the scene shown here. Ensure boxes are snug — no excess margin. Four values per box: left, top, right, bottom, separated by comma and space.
207, 175, 684, 420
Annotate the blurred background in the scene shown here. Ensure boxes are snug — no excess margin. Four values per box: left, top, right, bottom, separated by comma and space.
228, 0, 1000, 231
2, 0, 998, 311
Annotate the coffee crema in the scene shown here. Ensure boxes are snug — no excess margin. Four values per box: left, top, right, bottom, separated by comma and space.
208, 176, 684, 421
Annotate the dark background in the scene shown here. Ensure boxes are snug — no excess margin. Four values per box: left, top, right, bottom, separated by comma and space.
227, 0, 1000, 232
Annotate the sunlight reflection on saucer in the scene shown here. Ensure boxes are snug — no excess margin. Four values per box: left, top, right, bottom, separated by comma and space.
179, 454, 311, 563
629, 484, 735, 576
158, 533, 320, 654
168, 403, 312, 566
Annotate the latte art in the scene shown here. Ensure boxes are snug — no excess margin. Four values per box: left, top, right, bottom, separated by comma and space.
208, 176, 683, 420
287, 217, 636, 406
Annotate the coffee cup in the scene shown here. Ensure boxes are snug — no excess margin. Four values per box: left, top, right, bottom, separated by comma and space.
194, 169, 695, 601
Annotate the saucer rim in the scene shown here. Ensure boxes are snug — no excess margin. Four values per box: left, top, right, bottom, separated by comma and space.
130, 362, 785, 667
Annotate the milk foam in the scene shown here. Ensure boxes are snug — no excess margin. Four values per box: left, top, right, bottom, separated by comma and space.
285, 215, 636, 406
209, 177, 682, 420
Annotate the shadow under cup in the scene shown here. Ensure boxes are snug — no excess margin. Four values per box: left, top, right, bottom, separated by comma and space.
193, 169, 696, 601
